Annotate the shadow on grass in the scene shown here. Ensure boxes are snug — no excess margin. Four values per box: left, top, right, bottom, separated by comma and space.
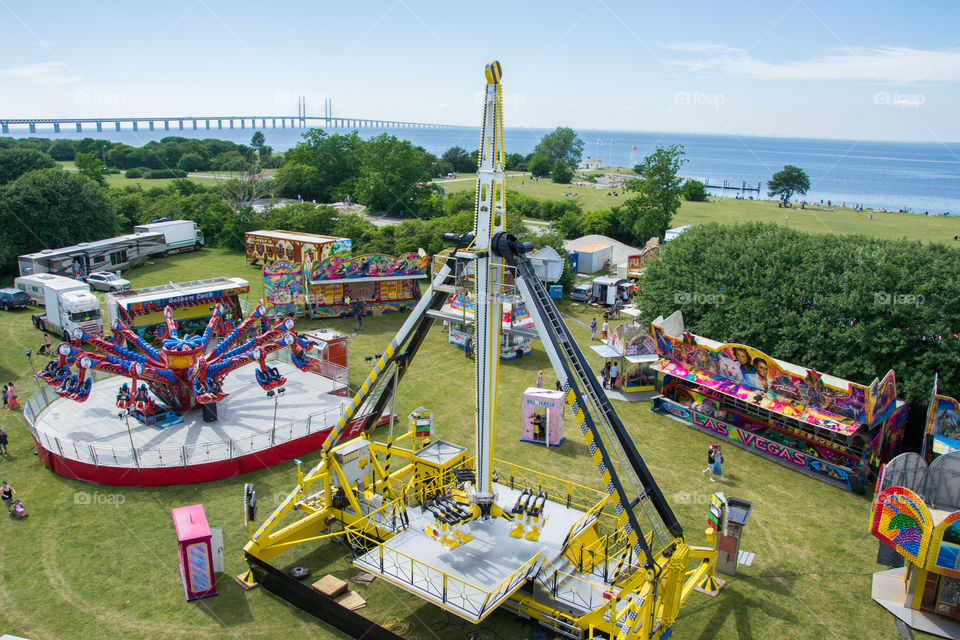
690, 572, 799, 640
196, 573, 255, 626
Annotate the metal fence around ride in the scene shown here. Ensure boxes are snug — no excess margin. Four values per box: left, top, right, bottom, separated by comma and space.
24, 352, 351, 470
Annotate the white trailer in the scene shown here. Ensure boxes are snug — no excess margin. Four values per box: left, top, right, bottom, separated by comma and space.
134, 220, 204, 254
18, 232, 166, 277
18, 274, 103, 339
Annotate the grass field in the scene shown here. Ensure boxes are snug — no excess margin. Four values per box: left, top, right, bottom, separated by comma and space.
438, 172, 960, 244
57, 161, 221, 190
0, 247, 923, 640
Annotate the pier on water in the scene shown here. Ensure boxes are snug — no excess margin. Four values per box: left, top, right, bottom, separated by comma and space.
703, 179, 763, 194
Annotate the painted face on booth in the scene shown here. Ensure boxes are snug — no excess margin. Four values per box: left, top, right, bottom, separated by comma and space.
754, 358, 769, 377
733, 348, 750, 366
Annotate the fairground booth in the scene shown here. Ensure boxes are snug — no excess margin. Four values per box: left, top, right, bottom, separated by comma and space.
434, 292, 535, 360
106, 277, 250, 344
626, 237, 660, 280
590, 321, 657, 394
649, 311, 908, 493
244, 230, 351, 266
923, 384, 960, 461
870, 451, 960, 637
262, 250, 429, 319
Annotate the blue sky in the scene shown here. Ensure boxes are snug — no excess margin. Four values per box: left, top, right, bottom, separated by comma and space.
1, 0, 958, 142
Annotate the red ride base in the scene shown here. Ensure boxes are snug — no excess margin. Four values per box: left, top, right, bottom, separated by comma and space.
32, 414, 384, 487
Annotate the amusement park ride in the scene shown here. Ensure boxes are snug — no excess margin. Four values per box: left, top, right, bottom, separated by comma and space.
240, 62, 725, 640
37, 301, 318, 422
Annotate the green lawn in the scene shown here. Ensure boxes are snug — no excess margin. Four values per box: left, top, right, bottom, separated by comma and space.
439, 173, 960, 244
0, 248, 919, 639
57, 160, 221, 190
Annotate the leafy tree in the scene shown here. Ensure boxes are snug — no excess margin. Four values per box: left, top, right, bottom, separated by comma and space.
283, 129, 364, 202
46, 139, 77, 161
0, 168, 116, 272
551, 159, 573, 184
681, 179, 708, 201
74, 138, 113, 157
216, 174, 274, 212
614, 144, 686, 243
355, 133, 439, 217
505, 153, 526, 171
251, 131, 265, 155
555, 208, 585, 238
274, 162, 322, 201
441, 146, 476, 173
768, 165, 810, 205
210, 151, 249, 172
0, 148, 57, 184
75, 152, 106, 185
582, 208, 616, 236
176, 153, 206, 173
528, 152, 553, 178
534, 127, 585, 167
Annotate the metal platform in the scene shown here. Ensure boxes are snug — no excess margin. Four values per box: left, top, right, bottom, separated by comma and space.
353, 483, 591, 623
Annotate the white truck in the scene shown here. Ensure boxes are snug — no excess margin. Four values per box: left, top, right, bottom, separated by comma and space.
133, 219, 204, 254
16, 274, 103, 339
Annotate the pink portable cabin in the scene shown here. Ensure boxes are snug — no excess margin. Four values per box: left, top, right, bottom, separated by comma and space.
172, 504, 217, 601
520, 387, 565, 447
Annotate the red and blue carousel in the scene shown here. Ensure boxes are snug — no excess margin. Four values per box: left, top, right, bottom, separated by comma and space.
38, 301, 317, 424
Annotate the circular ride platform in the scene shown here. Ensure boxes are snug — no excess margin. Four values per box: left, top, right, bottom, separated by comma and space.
25, 359, 367, 486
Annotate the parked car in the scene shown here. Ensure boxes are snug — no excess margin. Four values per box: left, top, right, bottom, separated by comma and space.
0, 288, 30, 311
85, 271, 132, 292
569, 282, 593, 302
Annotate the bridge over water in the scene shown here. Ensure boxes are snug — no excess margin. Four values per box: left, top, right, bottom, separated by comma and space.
0, 115, 459, 135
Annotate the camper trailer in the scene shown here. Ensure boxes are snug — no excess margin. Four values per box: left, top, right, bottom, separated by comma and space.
16, 274, 102, 338
134, 220, 204, 253
18, 233, 166, 278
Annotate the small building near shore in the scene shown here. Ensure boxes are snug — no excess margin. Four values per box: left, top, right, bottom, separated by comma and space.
578, 157, 602, 171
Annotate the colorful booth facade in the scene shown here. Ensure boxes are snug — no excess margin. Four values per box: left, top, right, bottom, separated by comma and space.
107, 277, 249, 345
172, 504, 217, 601
606, 322, 657, 392
443, 293, 534, 360
870, 454, 960, 635
626, 237, 660, 279
245, 230, 350, 266
923, 379, 960, 460
649, 311, 907, 492
520, 387, 565, 447
262, 250, 428, 319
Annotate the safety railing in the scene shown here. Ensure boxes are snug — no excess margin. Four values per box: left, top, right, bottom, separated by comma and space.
536, 556, 610, 613
493, 459, 608, 514
344, 493, 410, 545
353, 527, 543, 621
24, 353, 355, 469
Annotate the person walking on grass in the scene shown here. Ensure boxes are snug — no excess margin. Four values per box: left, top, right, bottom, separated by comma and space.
536, 370, 543, 388
601, 319, 609, 341
6, 384, 18, 411
1, 481, 14, 513
1, 385, 6, 409
0, 427, 7, 455
703, 444, 719, 482
589, 317, 598, 340
712, 443, 724, 478
464, 334, 473, 359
